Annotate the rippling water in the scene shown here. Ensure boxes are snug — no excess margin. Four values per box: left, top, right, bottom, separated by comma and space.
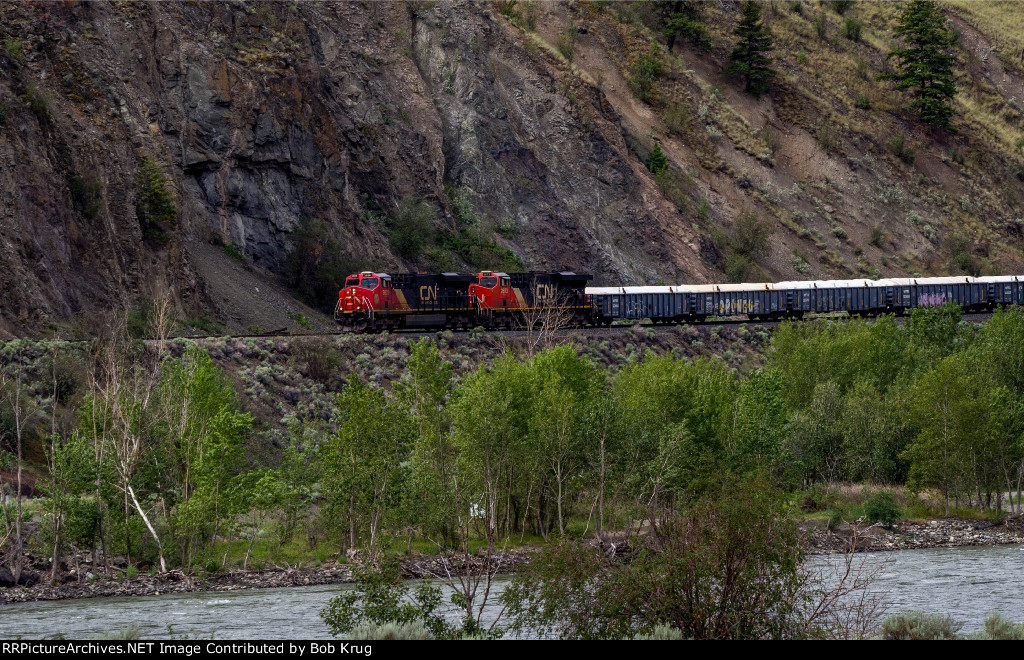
2, 545, 1023, 639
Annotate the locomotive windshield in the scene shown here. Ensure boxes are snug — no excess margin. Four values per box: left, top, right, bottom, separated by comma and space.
360, 277, 379, 289
345, 277, 358, 287
479, 276, 498, 288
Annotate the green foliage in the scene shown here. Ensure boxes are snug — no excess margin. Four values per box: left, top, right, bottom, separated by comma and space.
284, 217, 364, 312
661, 1, 711, 51
3, 37, 25, 64
891, 135, 916, 164
70, 174, 103, 219
879, 611, 962, 640
645, 143, 669, 175
864, 490, 902, 526
135, 158, 178, 247
726, 1, 775, 97
628, 42, 663, 104
502, 471, 806, 639
556, 23, 576, 63
842, 16, 863, 42
347, 621, 434, 640
23, 86, 51, 125
388, 196, 435, 260
1015, 135, 1024, 152
320, 559, 459, 639
968, 614, 1024, 640
828, 0, 854, 15
882, 0, 958, 130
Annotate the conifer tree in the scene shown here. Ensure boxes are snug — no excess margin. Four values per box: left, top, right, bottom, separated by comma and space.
726, 1, 775, 97
659, 1, 711, 51
881, 0, 958, 130
646, 143, 669, 175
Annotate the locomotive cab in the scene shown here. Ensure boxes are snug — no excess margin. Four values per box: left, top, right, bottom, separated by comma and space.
470, 271, 516, 310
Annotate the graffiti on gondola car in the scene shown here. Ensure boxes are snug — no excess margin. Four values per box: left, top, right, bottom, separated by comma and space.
919, 292, 948, 307
706, 295, 762, 315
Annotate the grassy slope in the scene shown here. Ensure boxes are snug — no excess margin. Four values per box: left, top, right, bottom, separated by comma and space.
519, 1, 1024, 284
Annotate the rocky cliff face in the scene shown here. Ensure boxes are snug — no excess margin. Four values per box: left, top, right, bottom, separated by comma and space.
1, 1, 1023, 337
0, 1, 712, 336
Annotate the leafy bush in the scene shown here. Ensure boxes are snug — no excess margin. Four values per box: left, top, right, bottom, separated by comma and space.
864, 490, 902, 527
732, 210, 771, 261
855, 93, 870, 110
891, 136, 915, 164
968, 613, 1024, 640
879, 611, 961, 640
284, 217, 364, 312
503, 472, 807, 640
388, 196, 435, 260
70, 174, 103, 219
347, 620, 433, 640
842, 17, 863, 41
320, 559, 464, 640
628, 42, 662, 103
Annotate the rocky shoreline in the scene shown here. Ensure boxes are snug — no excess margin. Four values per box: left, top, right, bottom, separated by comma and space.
4, 520, 1022, 604
805, 516, 1024, 554
0, 550, 536, 605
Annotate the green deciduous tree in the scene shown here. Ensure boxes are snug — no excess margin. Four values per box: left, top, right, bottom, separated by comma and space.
726, 1, 775, 96
881, 0, 958, 130
321, 377, 410, 557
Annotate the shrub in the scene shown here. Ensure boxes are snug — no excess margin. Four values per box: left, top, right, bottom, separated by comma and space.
347, 621, 433, 640
790, 2, 803, 15
831, 225, 847, 240
814, 12, 827, 39
633, 624, 686, 640
890, 136, 915, 164
284, 217, 365, 312
23, 86, 50, 125
864, 490, 902, 527
968, 613, 1024, 640
4, 37, 25, 63
829, 0, 854, 14
628, 42, 662, 103
796, 49, 807, 64
1015, 135, 1024, 152
732, 210, 771, 261
70, 174, 103, 219
697, 197, 711, 221
842, 17, 863, 41
855, 93, 870, 110
879, 611, 962, 640
388, 196, 435, 260
135, 158, 177, 246
556, 23, 576, 63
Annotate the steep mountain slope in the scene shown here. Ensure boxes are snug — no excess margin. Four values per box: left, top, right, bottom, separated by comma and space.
0, 1, 1022, 337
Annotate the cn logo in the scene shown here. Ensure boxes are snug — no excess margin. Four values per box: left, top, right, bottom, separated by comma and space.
535, 283, 556, 302
420, 285, 437, 301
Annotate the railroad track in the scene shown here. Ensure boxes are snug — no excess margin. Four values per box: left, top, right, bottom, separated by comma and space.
145, 310, 997, 343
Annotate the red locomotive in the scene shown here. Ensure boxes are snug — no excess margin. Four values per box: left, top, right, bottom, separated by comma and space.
335, 270, 598, 332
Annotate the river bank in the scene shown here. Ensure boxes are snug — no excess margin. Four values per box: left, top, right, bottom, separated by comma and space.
0, 550, 535, 605
806, 515, 1024, 554
4, 517, 1023, 605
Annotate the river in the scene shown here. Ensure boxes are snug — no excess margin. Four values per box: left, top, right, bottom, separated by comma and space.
2, 544, 1023, 639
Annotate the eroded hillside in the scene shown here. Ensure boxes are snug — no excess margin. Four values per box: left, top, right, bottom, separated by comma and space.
0, 1, 1022, 337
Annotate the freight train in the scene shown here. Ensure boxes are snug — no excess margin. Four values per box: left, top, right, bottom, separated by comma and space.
335, 272, 1024, 332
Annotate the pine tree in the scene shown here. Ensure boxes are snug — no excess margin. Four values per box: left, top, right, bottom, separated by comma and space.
726, 1, 775, 97
646, 143, 669, 175
660, 1, 711, 51
881, 0, 958, 131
